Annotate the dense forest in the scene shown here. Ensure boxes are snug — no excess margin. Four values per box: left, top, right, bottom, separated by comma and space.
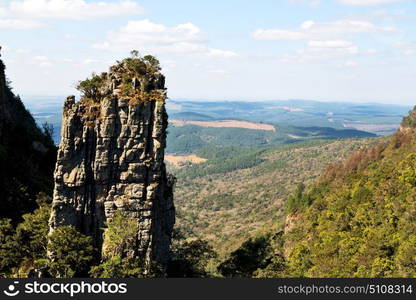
171, 138, 380, 261
166, 124, 375, 154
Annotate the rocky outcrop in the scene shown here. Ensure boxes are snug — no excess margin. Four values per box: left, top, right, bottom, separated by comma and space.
49, 56, 175, 272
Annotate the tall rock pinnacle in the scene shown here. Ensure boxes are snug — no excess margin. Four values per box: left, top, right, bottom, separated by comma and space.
49, 54, 175, 272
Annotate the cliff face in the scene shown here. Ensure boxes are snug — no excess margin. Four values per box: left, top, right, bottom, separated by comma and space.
0, 58, 10, 137
0, 48, 56, 222
49, 56, 175, 271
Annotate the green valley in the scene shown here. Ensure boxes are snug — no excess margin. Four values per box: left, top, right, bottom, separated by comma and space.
213, 107, 416, 278
168, 138, 382, 259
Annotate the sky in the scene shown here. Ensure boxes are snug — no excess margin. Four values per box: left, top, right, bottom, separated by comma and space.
0, 0, 415, 104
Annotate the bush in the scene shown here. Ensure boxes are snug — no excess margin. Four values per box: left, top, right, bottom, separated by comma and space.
398, 153, 416, 187
90, 257, 144, 278
76, 73, 104, 100
0, 219, 20, 276
168, 238, 217, 278
285, 183, 311, 213
48, 226, 95, 278
101, 211, 138, 259
0, 193, 52, 277
401, 106, 416, 128
217, 235, 274, 278
15, 193, 51, 261
90, 211, 145, 278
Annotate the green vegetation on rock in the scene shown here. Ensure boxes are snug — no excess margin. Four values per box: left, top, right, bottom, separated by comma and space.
48, 226, 95, 278
76, 50, 164, 104
90, 211, 145, 278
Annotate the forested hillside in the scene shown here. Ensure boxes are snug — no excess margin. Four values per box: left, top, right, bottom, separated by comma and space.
0, 56, 56, 223
166, 124, 375, 154
217, 107, 416, 278
171, 138, 380, 260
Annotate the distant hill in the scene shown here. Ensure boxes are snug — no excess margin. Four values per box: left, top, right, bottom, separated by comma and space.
170, 111, 214, 121
171, 120, 276, 131
166, 124, 375, 154
167, 99, 409, 134
24, 98, 409, 146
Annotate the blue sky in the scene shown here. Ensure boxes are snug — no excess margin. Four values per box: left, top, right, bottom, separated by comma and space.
0, 0, 415, 104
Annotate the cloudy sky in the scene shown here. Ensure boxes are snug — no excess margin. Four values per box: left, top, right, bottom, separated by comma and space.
1, 0, 415, 104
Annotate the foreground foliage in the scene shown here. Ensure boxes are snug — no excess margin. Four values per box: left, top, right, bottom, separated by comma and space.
0, 193, 53, 277
90, 211, 145, 278
168, 230, 218, 278
48, 226, 95, 278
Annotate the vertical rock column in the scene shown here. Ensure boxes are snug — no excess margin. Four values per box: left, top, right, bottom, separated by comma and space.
49, 70, 175, 272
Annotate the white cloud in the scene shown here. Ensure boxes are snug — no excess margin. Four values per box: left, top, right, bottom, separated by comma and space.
363, 49, 378, 54
289, 0, 321, 6
395, 42, 416, 55
253, 19, 397, 41
0, 0, 143, 21
280, 40, 360, 63
343, 60, 358, 67
83, 59, 100, 64
33, 55, 53, 67
15, 48, 31, 54
208, 69, 228, 74
94, 19, 238, 58
0, 19, 44, 29
338, 8, 415, 23
34, 55, 48, 60
95, 20, 203, 49
161, 59, 176, 71
338, 0, 409, 6
253, 29, 308, 40
308, 40, 354, 48
64, 33, 76, 39
207, 49, 239, 58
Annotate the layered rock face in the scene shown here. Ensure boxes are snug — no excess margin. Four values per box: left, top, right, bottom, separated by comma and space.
49, 57, 175, 271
